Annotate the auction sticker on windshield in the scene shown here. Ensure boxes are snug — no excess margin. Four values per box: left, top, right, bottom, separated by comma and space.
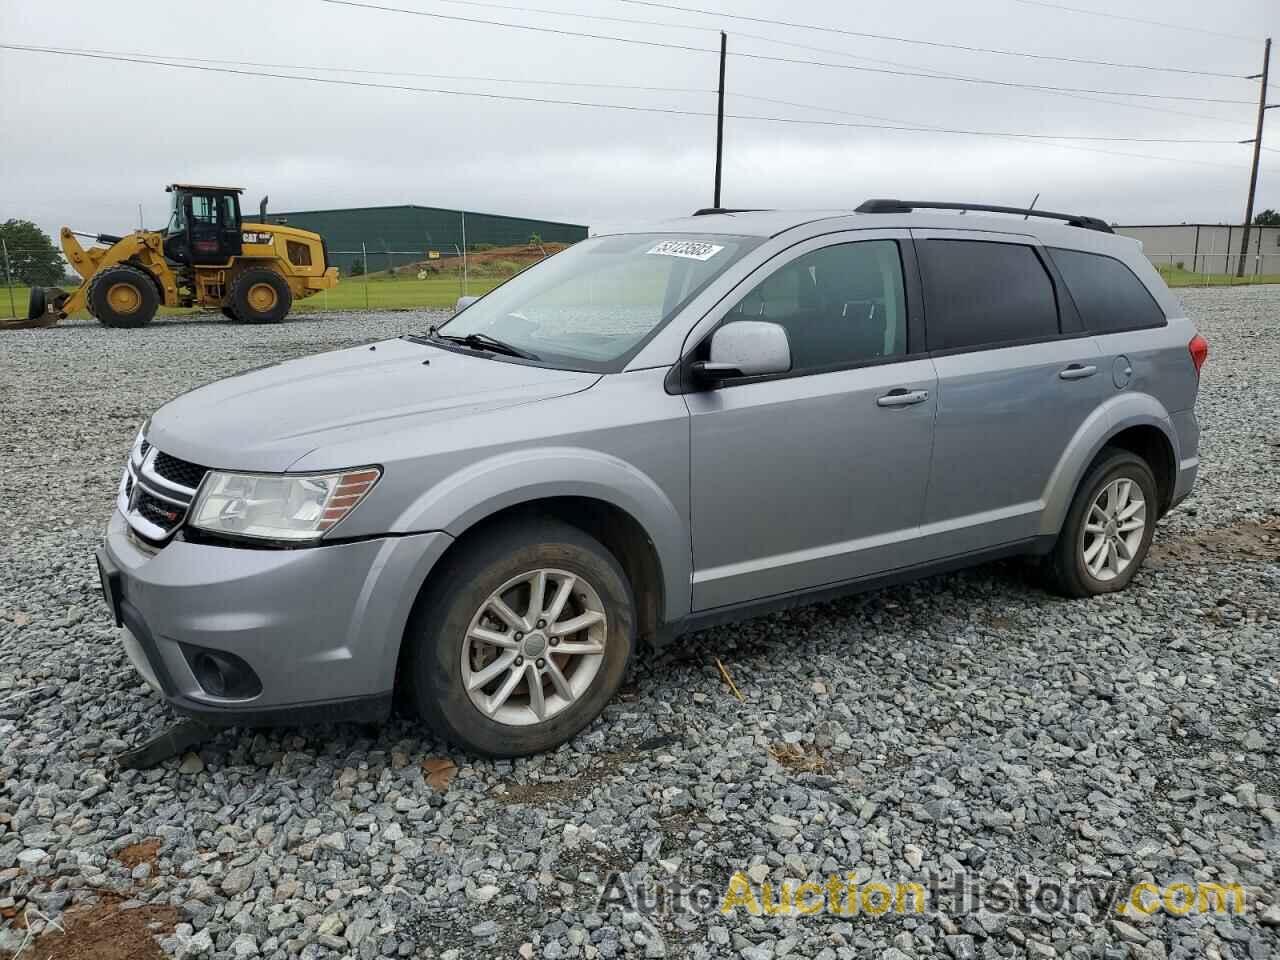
646, 240, 725, 261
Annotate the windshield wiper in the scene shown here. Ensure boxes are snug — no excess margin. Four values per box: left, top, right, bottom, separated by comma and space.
429, 329, 540, 361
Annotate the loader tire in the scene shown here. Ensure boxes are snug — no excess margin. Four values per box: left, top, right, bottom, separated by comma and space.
88, 265, 159, 328
26, 287, 46, 320
228, 268, 292, 324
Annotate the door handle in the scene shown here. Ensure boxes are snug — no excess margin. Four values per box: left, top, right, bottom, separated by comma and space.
876, 388, 930, 408
1058, 364, 1098, 381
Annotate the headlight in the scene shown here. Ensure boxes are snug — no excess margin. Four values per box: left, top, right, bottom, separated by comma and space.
189, 467, 380, 542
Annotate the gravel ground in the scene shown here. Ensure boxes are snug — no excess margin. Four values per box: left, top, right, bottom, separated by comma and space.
1, 290, 1278, 960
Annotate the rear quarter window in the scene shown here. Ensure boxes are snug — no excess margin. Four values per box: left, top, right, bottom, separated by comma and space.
918, 239, 1060, 351
1047, 247, 1166, 333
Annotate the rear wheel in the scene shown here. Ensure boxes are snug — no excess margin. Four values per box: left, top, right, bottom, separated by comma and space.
228, 268, 292, 324
1044, 449, 1158, 597
404, 518, 635, 756
87, 265, 159, 328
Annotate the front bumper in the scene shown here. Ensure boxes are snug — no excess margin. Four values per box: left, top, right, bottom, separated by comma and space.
100, 510, 451, 725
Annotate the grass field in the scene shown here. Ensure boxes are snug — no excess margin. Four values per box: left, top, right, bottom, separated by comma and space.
1155, 264, 1280, 287
0, 271, 514, 320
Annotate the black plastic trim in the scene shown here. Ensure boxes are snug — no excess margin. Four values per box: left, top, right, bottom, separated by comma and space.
118, 597, 180, 698
169, 691, 393, 728
657, 536, 1053, 644
856, 198, 1113, 233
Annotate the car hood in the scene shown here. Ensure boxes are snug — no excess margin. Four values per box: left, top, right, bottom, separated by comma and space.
147, 337, 599, 472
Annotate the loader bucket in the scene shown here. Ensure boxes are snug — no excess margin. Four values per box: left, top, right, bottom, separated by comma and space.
0, 287, 62, 330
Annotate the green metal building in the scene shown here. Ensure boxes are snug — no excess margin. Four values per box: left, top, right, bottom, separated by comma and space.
267, 203, 588, 274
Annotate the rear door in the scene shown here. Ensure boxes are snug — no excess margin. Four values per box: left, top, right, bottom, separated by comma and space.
1044, 246, 1196, 414
912, 230, 1107, 556
684, 231, 938, 610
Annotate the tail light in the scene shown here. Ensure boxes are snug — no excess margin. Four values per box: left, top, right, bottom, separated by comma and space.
1188, 334, 1209, 376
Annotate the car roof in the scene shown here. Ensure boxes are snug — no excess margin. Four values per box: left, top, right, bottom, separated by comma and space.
614, 208, 1136, 256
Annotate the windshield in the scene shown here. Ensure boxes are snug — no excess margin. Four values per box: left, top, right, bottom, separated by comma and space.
433, 232, 763, 371
165, 192, 185, 235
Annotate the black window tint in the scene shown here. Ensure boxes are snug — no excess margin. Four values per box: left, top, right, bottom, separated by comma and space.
919, 240, 1059, 350
725, 240, 908, 373
1048, 247, 1166, 333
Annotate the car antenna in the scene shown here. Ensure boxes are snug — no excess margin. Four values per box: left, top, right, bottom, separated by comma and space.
1025, 193, 1041, 219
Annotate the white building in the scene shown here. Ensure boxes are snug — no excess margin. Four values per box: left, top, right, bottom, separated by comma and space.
1114, 223, 1280, 277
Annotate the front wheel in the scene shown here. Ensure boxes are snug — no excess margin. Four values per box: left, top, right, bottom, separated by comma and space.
227, 268, 292, 323
1044, 449, 1158, 597
87, 265, 159, 328
404, 519, 635, 756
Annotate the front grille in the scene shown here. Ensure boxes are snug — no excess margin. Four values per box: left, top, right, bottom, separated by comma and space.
153, 452, 208, 490
136, 490, 184, 528
118, 443, 206, 544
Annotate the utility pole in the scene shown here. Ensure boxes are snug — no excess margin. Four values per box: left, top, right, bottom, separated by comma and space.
1236, 37, 1272, 278
713, 31, 726, 209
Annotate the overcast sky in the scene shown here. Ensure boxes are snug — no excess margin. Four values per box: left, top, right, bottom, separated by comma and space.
2, 0, 1277, 239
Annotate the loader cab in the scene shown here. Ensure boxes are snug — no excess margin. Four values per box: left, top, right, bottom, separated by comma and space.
164, 184, 244, 267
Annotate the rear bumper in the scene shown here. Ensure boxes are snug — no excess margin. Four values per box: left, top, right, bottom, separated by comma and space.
100, 510, 451, 725
1169, 408, 1200, 510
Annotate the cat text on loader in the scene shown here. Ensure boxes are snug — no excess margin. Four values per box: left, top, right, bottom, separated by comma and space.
12, 184, 338, 329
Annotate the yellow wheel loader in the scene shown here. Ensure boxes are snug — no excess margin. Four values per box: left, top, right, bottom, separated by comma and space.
10, 184, 338, 330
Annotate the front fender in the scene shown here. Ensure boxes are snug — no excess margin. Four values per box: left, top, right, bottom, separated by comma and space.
390, 446, 691, 622
1039, 392, 1179, 537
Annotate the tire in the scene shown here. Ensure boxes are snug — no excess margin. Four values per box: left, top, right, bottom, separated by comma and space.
87, 265, 159, 328
1044, 449, 1159, 598
227, 268, 292, 324
404, 518, 636, 756
220, 306, 239, 322
26, 286, 46, 320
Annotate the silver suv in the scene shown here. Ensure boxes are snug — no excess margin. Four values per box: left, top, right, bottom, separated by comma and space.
97, 199, 1207, 756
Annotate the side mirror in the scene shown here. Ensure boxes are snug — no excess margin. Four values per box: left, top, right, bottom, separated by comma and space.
454, 295, 479, 315
693, 321, 791, 381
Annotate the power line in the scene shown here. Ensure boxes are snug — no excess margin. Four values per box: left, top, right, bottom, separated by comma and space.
34, 45, 719, 96
29, 42, 1255, 148
312, 0, 1255, 105
307, 0, 1256, 128
731, 93, 1249, 171
0, 44, 1251, 169
725, 28, 1253, 130
610, 0, 1247, 79
1011, 0, 1255, 43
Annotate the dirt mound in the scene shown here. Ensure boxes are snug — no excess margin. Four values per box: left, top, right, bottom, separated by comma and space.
0, 895, 179, 960
406, 242, 569, 274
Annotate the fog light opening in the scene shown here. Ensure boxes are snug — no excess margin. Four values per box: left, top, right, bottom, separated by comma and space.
185, 647, 262, 700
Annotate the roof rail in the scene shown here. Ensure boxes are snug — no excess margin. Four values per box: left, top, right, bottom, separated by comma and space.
691, 207, 768, 216
854, 198, 1113, 234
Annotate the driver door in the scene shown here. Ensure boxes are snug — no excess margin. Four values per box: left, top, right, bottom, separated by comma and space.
185, 192, 242, 265
685, 232, 938, 611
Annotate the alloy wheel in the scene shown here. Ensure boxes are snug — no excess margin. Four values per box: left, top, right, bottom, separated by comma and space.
460, 568, 607, 726
1081, 476, 1146, 582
